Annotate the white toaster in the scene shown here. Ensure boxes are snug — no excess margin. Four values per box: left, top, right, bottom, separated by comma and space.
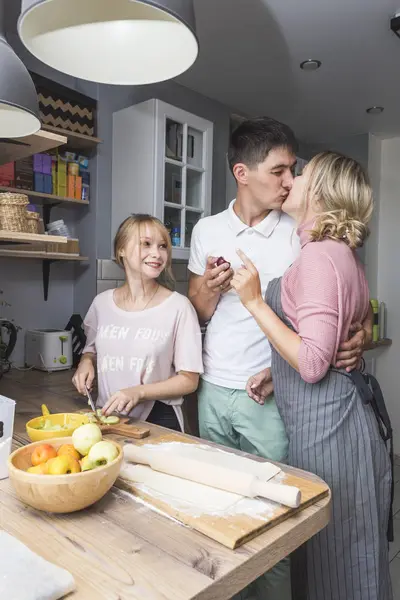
25, 329, 73, 371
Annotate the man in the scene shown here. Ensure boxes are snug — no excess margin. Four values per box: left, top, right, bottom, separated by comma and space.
188, 117, 369, 600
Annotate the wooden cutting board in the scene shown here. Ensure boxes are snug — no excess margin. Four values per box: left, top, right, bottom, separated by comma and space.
99, 418, 150, 439
116, 432, 330, 549
78, 411, 150, 439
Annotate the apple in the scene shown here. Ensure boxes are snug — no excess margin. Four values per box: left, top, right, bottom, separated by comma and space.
72, 423, 102, 456
31, 443, 57, 466
57, 444, 81, 461
27, 463, 48, 475
80, 455, 96, 472
88, 441, 118, 467
47, 455, 81, 475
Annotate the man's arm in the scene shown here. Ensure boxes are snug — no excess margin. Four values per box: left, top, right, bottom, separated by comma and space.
188, 258, 233, 324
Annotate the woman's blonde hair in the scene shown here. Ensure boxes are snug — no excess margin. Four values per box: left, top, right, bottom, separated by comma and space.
113, 214, 175, 289
304, 151, 373, 249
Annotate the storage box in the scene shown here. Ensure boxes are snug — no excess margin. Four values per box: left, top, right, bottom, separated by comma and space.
75, 176, 82, 200
34, 173, 45, 194
51, 158, 57, 195
42, 154, 52, 176
80, 169, 90, 185
15, 157, 33, 190
67, 238, 80, 254
0, 163, 15, 187
57, 156, 67, 196
33, 154, 42, 173
44, 174, 52, 195
57, 185, 67, 198
67, 174, 75, 198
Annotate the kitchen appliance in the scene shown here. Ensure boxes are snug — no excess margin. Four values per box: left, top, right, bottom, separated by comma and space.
0, 319, 17, 371
25, 329, 72, 371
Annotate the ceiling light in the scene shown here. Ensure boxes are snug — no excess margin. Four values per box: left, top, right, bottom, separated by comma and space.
0, 0, 40, 138
366, 106, 384, 115
390, 12, 400, 39
18, 0, 199, 85
300, 59, 322, 71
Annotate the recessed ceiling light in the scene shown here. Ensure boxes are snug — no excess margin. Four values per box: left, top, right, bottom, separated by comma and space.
300, 59, 322, 71
366, 106, 384, 115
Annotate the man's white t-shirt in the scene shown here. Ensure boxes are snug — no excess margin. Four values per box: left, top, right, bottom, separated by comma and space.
188, 200, 301, 390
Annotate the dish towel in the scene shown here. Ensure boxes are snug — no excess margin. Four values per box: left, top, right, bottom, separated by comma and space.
0, 531, 76, 600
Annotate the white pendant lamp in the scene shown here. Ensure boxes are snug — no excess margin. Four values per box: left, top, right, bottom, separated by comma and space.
0, 0, 40, 138
18, 0, 199, 85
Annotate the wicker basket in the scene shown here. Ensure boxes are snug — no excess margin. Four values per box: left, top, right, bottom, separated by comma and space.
26, 211, 40, 234
0, 193, 29, 232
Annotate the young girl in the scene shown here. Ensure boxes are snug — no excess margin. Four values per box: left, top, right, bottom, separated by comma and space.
232, 152, 392, 600
72, 214, 203, 431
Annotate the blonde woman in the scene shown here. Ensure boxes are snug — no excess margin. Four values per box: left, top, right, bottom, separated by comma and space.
72, 214, 203, 431
231, 152, 392, 600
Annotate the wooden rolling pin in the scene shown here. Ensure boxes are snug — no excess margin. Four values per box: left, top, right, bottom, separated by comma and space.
124, 445, 301, 508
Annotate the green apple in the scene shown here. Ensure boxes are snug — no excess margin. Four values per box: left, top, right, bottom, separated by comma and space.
80, 455, 96, 472
88, 441, 118, 467
72, 423, 102, 456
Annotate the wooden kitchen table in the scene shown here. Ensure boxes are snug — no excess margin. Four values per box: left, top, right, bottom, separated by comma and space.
0, 370, 331, 600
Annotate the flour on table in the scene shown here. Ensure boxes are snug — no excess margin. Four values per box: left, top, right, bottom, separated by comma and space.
119, 441, 283, 519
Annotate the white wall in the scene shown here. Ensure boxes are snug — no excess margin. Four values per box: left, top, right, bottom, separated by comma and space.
367, 136, 400, 452
365, 134, 382, 297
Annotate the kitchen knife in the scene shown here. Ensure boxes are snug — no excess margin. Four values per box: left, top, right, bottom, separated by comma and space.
84, 384, 98, 416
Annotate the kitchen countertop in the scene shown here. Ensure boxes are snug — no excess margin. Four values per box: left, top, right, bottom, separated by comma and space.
0, 369, 331, 600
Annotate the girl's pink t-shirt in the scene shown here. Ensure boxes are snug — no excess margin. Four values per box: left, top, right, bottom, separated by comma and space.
82, 289, 203, 425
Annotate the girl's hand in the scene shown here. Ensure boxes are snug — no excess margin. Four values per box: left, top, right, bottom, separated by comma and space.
102, 386, 144, 416
231, 249, 263, 310
72, 356, 95, 395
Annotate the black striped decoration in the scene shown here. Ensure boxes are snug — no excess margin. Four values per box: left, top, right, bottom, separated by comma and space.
30, 71, 97, 138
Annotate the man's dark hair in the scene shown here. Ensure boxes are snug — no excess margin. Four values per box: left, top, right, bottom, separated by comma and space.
228, 117, 298, 174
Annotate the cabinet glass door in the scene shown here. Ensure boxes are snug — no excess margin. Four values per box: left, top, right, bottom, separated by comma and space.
163, 116, 206, 250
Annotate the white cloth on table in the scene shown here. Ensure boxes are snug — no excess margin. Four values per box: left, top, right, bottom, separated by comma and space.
0, 531, 76, 600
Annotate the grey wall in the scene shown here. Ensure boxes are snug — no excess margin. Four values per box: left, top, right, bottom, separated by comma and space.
298, 133, 369, 170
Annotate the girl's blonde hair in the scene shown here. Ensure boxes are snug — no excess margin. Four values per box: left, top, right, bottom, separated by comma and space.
304, 151, 373, 249
114, 214, 175, 289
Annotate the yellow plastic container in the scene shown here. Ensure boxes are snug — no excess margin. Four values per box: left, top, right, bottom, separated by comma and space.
26, 413, 89, 442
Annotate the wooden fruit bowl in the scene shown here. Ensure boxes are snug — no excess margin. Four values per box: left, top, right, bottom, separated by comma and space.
8, 437, 123, 513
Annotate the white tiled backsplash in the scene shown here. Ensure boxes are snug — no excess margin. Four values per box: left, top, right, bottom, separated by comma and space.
96, 260, 189, 296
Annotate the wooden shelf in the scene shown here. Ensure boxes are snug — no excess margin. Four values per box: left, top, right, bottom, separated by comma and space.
0, 125, 101, 167
41, 124, 102, 151
0, 230, 67, 246
365, 339, 392, 351
0, 129, 67, 166
0, 186, 89, 207
0, 249, 88, 261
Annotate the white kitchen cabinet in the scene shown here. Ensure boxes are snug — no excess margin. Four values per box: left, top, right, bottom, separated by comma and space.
112, 99, 213, 259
